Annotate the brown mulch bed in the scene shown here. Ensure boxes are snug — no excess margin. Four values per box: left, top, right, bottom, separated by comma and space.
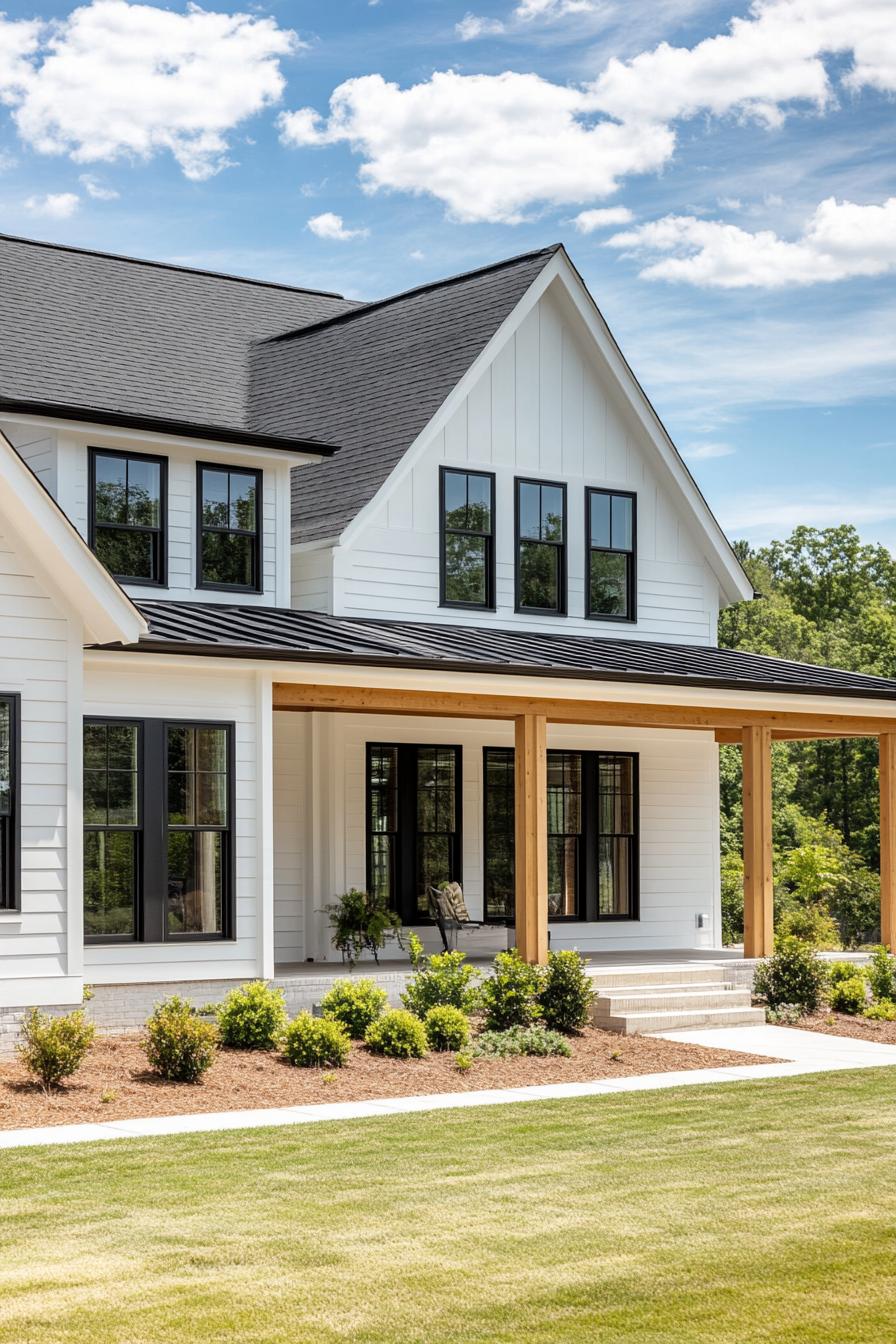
0, 1027, 770, 1129
796, 1011, 896, 1044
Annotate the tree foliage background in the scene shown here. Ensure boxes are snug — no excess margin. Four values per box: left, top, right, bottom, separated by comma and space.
718, 526, 896, 947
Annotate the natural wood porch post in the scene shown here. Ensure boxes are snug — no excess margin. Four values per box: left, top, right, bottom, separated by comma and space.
742, 725, 774, 959
880, 733, 896, 951
514, 712, 548, 965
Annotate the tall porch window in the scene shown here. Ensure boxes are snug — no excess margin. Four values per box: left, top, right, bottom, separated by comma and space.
366, 744, 462, 923
0, 695, 19, 912
482, 747, 638, 923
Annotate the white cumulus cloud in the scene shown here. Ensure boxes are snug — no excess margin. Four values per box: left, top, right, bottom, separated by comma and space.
24, 190, 79, 217
455, 14, 505, 40
0, 14, 41, 104
607, 196, 896, 288
79, 172, 118, 200
572, 206, 633, 232
307, 211, 369, 241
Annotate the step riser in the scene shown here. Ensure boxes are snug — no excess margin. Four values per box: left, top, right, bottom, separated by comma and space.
599, 1008, 766, 1036
594, 990, 752, 1015
587, 967, 728, 989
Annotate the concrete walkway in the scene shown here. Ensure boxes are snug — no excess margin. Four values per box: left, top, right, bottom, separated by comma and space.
2, 1024, 895, 1151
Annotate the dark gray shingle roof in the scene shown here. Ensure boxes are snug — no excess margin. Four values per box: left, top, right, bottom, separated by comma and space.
248, 245, 561, 543
119, 600, 896, 701
0, 233, 357, 449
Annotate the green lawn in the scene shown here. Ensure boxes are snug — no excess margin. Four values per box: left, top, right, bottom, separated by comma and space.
2, 1070, 896, 1343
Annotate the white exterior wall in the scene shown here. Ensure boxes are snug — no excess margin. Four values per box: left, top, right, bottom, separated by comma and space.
272, 710, 722, 964
293, 283, 723, 644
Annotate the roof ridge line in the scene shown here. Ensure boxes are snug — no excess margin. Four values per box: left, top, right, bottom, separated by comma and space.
0, 230, 349, 301
264, 243, 564, 345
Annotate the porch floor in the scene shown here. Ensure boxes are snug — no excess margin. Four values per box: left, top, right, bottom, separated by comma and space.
273, 948, 745, 980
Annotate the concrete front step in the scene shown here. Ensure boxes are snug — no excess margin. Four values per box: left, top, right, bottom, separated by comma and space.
587, 965, 729, 990
594, 986, 753, 1016
596, 1005, 767, 1035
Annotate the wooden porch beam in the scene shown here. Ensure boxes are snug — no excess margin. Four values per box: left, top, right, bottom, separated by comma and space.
742, 726, 774, 960
514, 713, 548, 966
715, 728, 870, 743
881, 733, 896, 952
273, 682, 896, 737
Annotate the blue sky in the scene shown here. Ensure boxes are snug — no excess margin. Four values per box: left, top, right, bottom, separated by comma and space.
0, 0, 893, 550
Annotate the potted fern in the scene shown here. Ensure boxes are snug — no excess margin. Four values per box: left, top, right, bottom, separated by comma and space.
323, 888, 403, 968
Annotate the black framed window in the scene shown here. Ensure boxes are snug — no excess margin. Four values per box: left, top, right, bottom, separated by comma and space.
84, 718, 234, 944
89, 449, 166, 586
366, 743, 461, 924
440, 467, 495, 609
197, 464, 262, 592
482, 747, 638, 923
515, 478, 566, 614
0, 695, 20, 912
587, 488, 636, 621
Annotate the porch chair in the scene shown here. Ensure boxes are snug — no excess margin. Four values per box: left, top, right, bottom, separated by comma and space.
428, 882, 485, 952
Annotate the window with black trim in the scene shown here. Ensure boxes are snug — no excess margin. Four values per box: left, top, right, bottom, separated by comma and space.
0, 695, 19, 912
366, 743, 461, 924
90, 449, 166, 586
440, 467, 495, 608
482, 746, 638, 923
198, 464, 262, 592
83, 718, 233, 943
587, 488, 636, 621
515, 478, 566, 614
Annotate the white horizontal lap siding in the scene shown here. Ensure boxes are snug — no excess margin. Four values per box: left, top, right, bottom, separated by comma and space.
312, 713, 720, 960
0, 525, 77, 1005
82, 663, 261, 984
324, 284, 723, 642
0, 424, 58, 495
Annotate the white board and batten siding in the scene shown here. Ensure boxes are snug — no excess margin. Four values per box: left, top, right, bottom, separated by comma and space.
292, 283, 722, 645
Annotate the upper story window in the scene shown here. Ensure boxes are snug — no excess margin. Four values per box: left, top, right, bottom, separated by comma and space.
198, 464, 262, 592
515, 478, 567, 615
440, 467, 495, 609
586, 488, 636, 622
0, 695, 19, 912
90, 449, 166, 586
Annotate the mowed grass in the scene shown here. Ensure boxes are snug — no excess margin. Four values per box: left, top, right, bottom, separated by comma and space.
2, 1070, 896, 1344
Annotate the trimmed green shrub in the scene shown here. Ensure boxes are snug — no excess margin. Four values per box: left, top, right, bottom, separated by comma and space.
143, 996, 217, 1083
401, 938, 480, 1017
866, 946, 896, 1003
17, 1007, 95, 1092
479, 949, 544, 1031
829, 976, 868, 1015
827, 960, 866, 988
863, 999, 896, 1021
320, 979, 388, 1040
473, 1025, 571, 1058
454, 1050, 474, 1072
539, 950, 592, 1033
364, 1008, 427, 1058
752, 936, 827, 1013
282, 1013, 350, 1068
424, 1004, 470, 1052
216, 981, 287, 1050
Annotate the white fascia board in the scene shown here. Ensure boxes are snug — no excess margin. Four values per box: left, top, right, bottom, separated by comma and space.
0, 432, 146, 645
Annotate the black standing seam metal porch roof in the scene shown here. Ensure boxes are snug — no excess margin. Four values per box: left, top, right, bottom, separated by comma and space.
91, 600, 896, 703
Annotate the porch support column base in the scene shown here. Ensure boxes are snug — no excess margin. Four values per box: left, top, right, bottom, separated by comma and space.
514, 712, 548, 965
742, 725, 774, 960
881, 733, 896, 951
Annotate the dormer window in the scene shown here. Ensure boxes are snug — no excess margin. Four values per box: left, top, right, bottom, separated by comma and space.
440, 467, 495, 609
586, 488, 636, 622
197, 465, 262, 592
89, 449, 166, 586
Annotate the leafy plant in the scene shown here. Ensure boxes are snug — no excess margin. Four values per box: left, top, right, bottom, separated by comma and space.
322, 888, 403, 968
827, 960, 866, 987
401, 941, 480, 1018
364, 1008, 427, 1059
539, 950, 592, 1032
720, 852, 745, 946
454, 1050, 474, 1072
282, 1013, 350, 1068
866, 946, 896, 1003
320, 978, 388, 1039
216, 981, 287, 1050
765, 1004, 803, 1025
424, 1004, 470, 1052
752, 937, 827, 1013
473, 1025, 571, 1058
829, 976, 868, 1015
479, 949, 544, 1031
143, 996, 217, 1083
17, 1007, 96, 1093
776, 904, 840, 951
863, 999, 896, 1021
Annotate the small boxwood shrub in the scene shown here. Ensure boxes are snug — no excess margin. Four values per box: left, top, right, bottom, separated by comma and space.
401, 937, 480, 1017
282, 1013, 350, 1068
827, 960, 866, 988
454, 1050, 474, 1072
863, 999, 896, 1021
364, 1008, 427, 1058
473, 1025, 571, 1058
424, 1004, 470, 1052
829, 976, 868, 1015
320, 978, 388, 1039
752, 937, 827, 1013
17, 1007, 95, 1092
539, 950, 592, 1033
479, 949, 544, 1031
143, 996, 217, 1083
216, 981, 287, 1050
866, 946, 896, 1003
